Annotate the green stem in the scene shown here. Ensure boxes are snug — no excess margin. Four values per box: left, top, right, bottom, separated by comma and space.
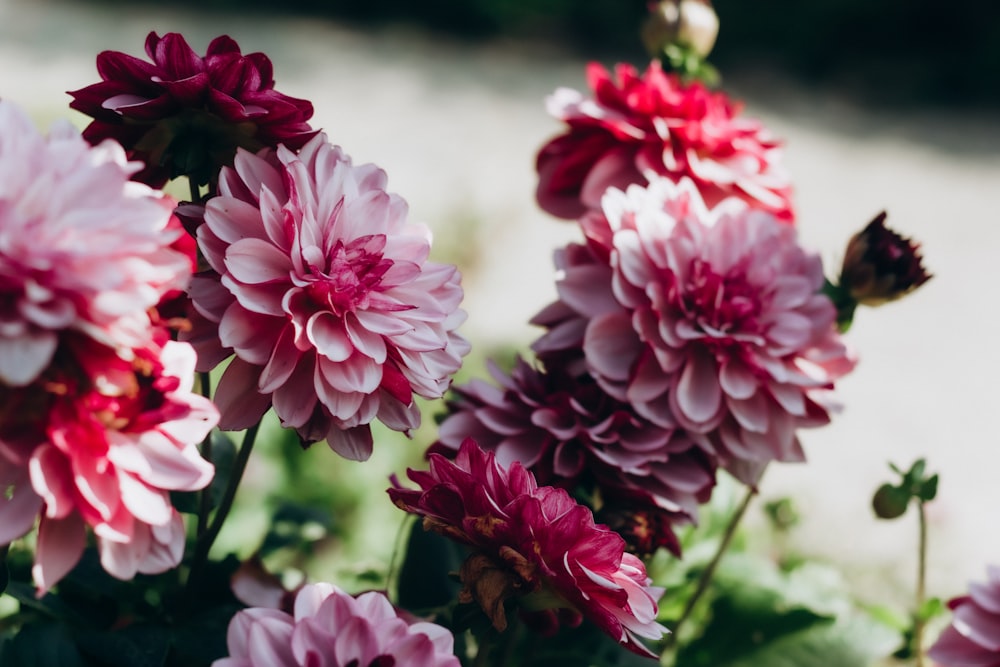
667, 479, 760, 645
385, 515, 413, 601
196, 372, 213, 538
188, 177, 202, 204
915, 501, 928, 667
186, 421, 261, 595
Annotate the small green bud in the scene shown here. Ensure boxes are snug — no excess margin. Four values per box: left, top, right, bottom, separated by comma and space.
872, 483, 910, 519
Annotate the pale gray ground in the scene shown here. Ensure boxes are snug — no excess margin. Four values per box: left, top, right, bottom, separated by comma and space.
2, 0, 999, 608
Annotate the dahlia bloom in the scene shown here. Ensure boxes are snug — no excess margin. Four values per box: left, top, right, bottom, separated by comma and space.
535, 60, 793, 222
69, 31, 317, 187
432, 354, 716, 555
0, 100, 191, 387
0, 337, 217, 592
531, 178, 855, 484
214, 583, 460, 667
389, 439, 667, 657
189, 135, 469, 460
928, 566, 1000, 667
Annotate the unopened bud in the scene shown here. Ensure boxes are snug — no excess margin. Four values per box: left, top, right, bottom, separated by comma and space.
839, 211, 932, 307
642, 0, 720, 59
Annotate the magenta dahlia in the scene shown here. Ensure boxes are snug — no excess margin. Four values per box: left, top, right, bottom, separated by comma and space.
0, 337, 216, 592
69, 31, 317, 187
189, 135, 469, 460
0, 100, 191, 387
389, 439, 667, 657
531, 178, 855, 484
214, 583, 460, 667
535, 60, 793, 222
431, 354, 716, 555
928, 566, 1000, 667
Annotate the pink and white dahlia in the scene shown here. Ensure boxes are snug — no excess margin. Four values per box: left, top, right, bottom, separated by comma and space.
928, 566, 1000, 667
536, 60, 793, 222
69, 32, 317, 187
0, 337, 217, 592
431, 354, 716, 555
214, 583, 460, 667
389, 439, 667, 657
0, 100, 191, 387
190, 135, 469, 460
531, 178, 855, 483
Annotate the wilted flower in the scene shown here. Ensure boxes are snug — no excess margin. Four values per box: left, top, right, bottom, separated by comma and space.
0, 100, 191, 387
642, 0, 720, 59
214, 583, 460, 667
532, 178, 855, 484
838, 211, 931, 307
928, 566, 1000, 667
432, 354, 716, 555
69, 31, 317, 187
0, 337, 217, 592
389, 439, 667, 657
189, 134, 469, 461
535, 60, 793, 222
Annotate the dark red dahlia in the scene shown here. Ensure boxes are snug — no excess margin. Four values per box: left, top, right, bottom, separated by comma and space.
69, 32, 317, 188
389, 440, 667, 657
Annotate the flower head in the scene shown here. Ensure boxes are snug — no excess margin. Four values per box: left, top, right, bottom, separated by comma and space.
0, 337, 217, 592
189, 135, 469, 460
389, 439, 667, 657
928, 566, 1000, 667
535, 61, 793, 222
0, 100, 191, 387
838, 211, 931, 307
214, 583, 460, 667
531, 178, 855, 483
69, 32, 317, 187
432, 354, 716, 555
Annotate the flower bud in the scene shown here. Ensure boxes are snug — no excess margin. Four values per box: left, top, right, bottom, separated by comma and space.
839, 211, 931, 307
872, 483, 910, 520
642, 0, 720, 59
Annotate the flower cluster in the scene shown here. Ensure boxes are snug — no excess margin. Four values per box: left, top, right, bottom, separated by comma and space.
215, 583, 460, 667
390, 439, 667, 657
187, 134, 470, 460
0, 100, 217, 591
535, 60, 794, 222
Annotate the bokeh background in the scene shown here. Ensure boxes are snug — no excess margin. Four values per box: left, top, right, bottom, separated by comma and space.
2, 0, 998, 613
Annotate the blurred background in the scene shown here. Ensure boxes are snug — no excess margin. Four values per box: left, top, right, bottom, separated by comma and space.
2, 0, 998, 615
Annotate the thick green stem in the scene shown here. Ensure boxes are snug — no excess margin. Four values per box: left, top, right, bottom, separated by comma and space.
186, 422, 261, 595
915, 502, 928, 667
668, 479, 759, 645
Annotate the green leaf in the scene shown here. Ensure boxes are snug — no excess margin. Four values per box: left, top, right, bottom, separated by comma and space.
918, 474, 939, 502
676, 555, 899, 667
396, 521, 465, 613
713, 615, 900, 667
3, 622, 86, 667
918, 597, 946, 622
76, 624, 172, 667
206, 431, 237, 509
0, 554, 8, 596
